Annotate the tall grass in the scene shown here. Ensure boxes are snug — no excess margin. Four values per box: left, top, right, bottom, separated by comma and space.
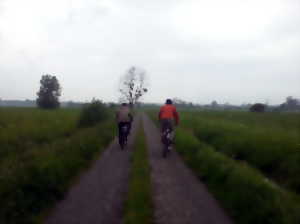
0, 108, 115, 224
179, 111, 300, 193
175, 128, 300, 224
0, 108, 80, 161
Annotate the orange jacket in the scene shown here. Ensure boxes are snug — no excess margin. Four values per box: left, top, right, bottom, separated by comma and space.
159, 104, 179, 124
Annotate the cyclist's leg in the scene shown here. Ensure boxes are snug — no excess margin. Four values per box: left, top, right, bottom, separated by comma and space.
165, 120, 174, 149
125, 122, 130, 142
160, 119, 168, 143
119, 122, 127, 145
118, 122, 122, 144
169, 120, 175, 144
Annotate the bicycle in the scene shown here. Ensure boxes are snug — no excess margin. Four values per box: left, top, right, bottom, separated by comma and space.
162, 127, 172, 158
119, 124, 130, 150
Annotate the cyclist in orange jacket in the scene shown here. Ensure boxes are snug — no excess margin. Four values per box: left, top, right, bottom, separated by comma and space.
158, 99, 179, 145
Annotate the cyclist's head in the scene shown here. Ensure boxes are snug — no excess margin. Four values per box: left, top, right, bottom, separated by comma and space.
166, 99, 173, 105
121, 103, 128, 107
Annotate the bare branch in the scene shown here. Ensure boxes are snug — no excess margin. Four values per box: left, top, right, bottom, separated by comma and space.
118, 66, 149, 106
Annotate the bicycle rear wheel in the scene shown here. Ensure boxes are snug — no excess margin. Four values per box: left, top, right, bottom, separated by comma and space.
119, 134, 126, 150
163, 143, 170, 158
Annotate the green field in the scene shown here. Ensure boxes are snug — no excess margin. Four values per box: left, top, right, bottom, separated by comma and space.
2, 107, 300, 224
0, 108, 80, 161
148, 110, 300, 224
0, 107, 115, 224
180, 111, 300, 193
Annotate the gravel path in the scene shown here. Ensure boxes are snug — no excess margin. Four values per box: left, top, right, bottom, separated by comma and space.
142, 114, 233, 224
45, 113, 232, 224
45, 116, 140, 224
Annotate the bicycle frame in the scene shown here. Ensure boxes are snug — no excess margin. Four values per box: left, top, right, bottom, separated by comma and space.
119, 124, 129, 149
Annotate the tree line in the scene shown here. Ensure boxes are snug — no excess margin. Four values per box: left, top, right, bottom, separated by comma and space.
36, 66, 148, 109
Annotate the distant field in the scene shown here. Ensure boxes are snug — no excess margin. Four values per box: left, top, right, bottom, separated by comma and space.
148, 110, 300, 224
0, 107, 115, 224
0, 108, 80, 160
181, 110, 300, 137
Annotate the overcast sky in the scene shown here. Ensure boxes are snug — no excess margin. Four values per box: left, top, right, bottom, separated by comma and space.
0, 0, 299, 105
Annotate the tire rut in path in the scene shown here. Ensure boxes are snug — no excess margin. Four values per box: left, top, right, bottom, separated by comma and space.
142, 114, 233, 224
45, 116, 140, 224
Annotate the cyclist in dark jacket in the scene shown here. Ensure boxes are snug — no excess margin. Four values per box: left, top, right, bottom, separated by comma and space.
116, 103, 133, 144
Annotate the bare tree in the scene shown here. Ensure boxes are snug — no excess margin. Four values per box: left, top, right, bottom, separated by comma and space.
119, 66, 148, 106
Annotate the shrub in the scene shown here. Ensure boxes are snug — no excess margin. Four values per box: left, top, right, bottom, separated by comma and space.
78, 100, 108, 128
250, 103, 266, 112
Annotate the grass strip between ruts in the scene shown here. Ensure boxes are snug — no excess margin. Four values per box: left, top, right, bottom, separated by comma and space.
124, 124, 154, 224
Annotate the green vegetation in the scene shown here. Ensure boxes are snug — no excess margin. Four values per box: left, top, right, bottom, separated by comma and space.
36, 74, 61, 109
147, 110, 300, 224
175, 128, 300, 224
124, 125, 153, 224
180, 111, 300, 193
0, 108, 79, 161
0, 107, 115, 224
78, 100, 108, 128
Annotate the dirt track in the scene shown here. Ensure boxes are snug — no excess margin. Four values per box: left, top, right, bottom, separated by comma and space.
143, 114, 233, 224
45, 113, 232, 224
45, 116, 140, 224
